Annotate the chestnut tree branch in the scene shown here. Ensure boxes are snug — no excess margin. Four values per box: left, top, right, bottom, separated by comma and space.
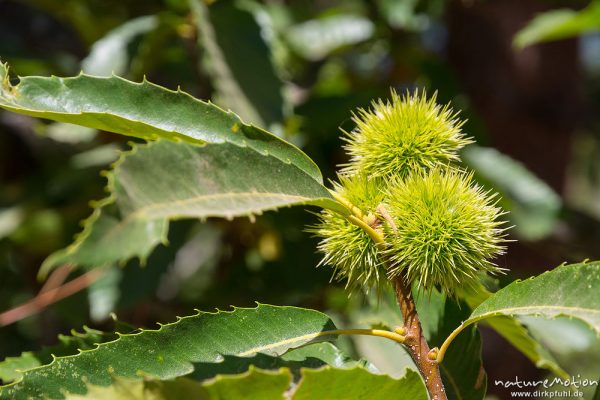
393, 274, 447, 400
0, 268, 105, 327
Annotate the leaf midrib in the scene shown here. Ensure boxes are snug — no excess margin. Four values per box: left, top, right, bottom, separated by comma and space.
132, 191, 317, 218
472, 304, 600, 327
86, 192, 322, 250
2, 322, 332, 389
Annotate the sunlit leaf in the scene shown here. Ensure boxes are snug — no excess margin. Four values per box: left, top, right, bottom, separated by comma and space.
82, 15, 159, 76
286, 14, 374, 60
465, 262, 600, 332
514, 1, 600, 48
441, 262, 600, 369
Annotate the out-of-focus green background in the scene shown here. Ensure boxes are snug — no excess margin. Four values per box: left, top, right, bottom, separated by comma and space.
1, 0, 599, 398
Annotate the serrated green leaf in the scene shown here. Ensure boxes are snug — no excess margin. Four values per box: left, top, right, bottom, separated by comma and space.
110, 141, 342, 219
462, 145, 561, 240
0, 305, 338, 399
42, 140, 344, 273
514, 1, 600, 49
64, 366, 427, 400
41, 202, 168, 274
460, 284, 568, 379
0, 354, 37, 385
0, 62, 321, 182
190, 0, 285, 128
441, 262, 600, 369
0, 328, 115, 383
467, 262, 600, 332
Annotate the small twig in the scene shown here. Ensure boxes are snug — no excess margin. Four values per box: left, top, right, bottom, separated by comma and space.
39, 264, 72, 293
325, 328, 406, 344
0, 269, 105, 327
436, 322, 469, 364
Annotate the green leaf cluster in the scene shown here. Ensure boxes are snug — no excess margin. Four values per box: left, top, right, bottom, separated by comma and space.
1, 46, 600, 400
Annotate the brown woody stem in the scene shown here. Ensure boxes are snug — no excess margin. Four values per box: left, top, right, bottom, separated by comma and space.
394, 275, 447, 400
0, 268, 105, 327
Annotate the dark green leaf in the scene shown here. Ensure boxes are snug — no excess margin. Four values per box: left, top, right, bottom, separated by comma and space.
41, 140, 344, 274
0, 305, 337, 399
0, 328, 116, 383
190, 0, 286, 128
0, 62, 321, 182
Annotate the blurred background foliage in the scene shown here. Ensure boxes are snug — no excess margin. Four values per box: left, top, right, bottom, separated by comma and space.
1, 0, 599, 398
